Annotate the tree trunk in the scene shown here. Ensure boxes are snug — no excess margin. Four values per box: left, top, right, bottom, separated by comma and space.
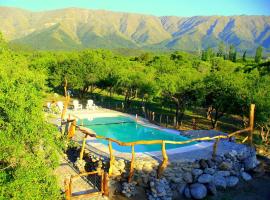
211, 109, 222, 129
207, 106, 212, 120
210, 108, 218, 129
109, 86, 113, 98
178, 112, 184, 128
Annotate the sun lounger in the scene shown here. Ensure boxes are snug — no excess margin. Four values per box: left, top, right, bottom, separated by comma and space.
56, 101, 64, 112
73, 100, 83, 111
86, 99, 97, 110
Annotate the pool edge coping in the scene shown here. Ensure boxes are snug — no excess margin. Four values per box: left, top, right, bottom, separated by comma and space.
67, 109, 215, 159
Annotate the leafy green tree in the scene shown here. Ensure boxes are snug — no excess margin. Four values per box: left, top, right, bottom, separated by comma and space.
217, 42, 226, 58
255, 46, 263, 63
154, 55, 204, 124
116, 60, 157, 109
134, 52, 152, 63
228, 45, 237, 62
0, 50, 61, 199
201, 71, 249, 128
253, 75, 270, 140
201, 48, 215, 61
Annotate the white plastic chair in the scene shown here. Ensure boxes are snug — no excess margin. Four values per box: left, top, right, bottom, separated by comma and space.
73, 100, 83, 111
56, 101, 64, 112
86, 99, 97, 110
46, 102, 51, 112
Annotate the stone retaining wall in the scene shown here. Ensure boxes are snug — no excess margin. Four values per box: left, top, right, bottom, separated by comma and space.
80, 144, 260, 200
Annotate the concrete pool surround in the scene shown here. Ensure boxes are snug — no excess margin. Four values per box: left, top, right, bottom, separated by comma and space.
66, 109, 214, 159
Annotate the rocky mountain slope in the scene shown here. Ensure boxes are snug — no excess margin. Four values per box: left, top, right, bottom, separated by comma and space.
0, 7, 269, 52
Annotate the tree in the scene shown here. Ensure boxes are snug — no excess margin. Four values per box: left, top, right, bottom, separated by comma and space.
232, 51, 237, 62
201, 48, 215, 61
0, 50, 62, 199
201, 71, 249, 129
255, 76, 270, 143
242, 50, 247, 62
255, 46, 263, 63
228, 45, 237, 62
156, 64, 203, 125
217, 42, 225, 58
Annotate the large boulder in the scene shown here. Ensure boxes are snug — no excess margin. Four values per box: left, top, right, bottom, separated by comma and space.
190, 183, 207, 199
204, 168, 216, 175
241, 172, 252, 181
183, 172, 193, 183
226, 176, 239, 187
216, 170, 230, 177
184, 186, 192, 199
198, 174, 213, 183
213, 175, 227, 189
244, 156, 257, 170
192, 169, 203, 177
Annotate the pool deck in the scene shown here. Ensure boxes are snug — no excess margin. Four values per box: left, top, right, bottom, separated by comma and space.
63, 108, 245, 162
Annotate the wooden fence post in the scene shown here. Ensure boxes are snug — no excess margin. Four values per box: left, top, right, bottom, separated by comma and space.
212, 138, 220, 159
68, 120, 76, 139
249, 104, 255, 146
61, 79, 69, 121
108, 141, 115, 176
192, 118, 197, 130
103, 172, 109, 197
173, 117, 176, 128
142, 106, 146, 118
64, 178, 71, 200
79, 134, 87, 161
128, 145, 135, 183
158, 141, 168, 178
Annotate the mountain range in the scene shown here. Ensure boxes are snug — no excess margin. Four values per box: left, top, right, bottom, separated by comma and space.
0, 7, 270, 53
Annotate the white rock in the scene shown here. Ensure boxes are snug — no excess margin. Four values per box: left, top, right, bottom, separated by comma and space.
241, 172, 252, 181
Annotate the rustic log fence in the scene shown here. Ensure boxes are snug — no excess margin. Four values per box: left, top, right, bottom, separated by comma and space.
69, 104, 255, 184
64, 170, 109, 200
64, 103, 255, 199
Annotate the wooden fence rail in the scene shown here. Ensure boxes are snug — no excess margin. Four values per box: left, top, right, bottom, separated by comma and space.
64, 170, 109, 200
71, 104, 255, 183
65, 104, 255, 200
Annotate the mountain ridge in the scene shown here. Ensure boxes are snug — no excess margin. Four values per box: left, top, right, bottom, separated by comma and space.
0, 6, 269, 53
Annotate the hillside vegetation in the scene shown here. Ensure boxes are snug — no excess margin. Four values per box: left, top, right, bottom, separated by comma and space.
0, 7, 270, 53
0, 32, 63, 199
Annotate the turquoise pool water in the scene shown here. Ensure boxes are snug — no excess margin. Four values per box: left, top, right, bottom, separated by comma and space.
79, 116, 195, 153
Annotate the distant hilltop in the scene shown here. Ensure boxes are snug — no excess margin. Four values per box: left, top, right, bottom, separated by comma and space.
0, 6, 269, 53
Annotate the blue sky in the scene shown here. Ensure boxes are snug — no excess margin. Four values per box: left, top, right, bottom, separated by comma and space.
0, 0, 269, 16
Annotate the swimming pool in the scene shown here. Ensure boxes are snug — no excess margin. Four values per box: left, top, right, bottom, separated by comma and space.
79, 116, 195, 153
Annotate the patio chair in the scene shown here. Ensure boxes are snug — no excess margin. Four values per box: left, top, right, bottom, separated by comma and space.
56, 101, 64, 112
73, 100, 83, 111
46, 102, 51, 112
86, 99, 97, 110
